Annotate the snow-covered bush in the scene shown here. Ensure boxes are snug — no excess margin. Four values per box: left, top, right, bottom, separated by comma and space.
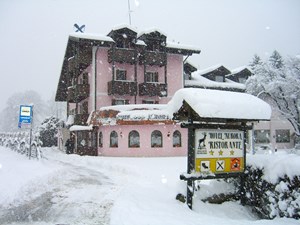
238, 166, 300, 219
37, 116, 60, 147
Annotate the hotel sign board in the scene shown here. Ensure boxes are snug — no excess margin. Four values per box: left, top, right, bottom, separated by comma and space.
195, 129, 244, 174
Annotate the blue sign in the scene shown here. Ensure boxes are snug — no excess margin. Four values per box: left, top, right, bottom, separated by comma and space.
18, 105, 33, 128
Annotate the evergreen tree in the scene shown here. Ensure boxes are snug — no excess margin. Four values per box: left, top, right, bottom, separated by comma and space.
269, 50, 284, 69
37, 116, 60, 147
249, 54, 263, 70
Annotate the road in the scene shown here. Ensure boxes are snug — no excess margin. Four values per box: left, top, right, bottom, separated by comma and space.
0, 149, 119, 225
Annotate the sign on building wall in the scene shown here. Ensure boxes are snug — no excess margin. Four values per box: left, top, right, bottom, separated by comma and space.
194, 129, 244, 173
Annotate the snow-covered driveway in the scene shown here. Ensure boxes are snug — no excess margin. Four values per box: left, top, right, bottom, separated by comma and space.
1, 147, 298, 225
0, 148, 122, 225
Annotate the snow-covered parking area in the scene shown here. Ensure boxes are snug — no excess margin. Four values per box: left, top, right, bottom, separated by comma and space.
0, 146, 299, 225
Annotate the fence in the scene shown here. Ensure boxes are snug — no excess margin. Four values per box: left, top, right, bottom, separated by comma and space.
0, 131, 42, 159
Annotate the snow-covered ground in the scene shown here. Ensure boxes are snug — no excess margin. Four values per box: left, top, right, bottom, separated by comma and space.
0, 146, 299, 225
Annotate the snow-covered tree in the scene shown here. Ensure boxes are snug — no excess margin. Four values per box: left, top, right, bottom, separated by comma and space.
269, 50, 284, 69
249, 54, 263, 70
37, 116, 60, 147
0, 90, 48, 132
246, 53, 300, 137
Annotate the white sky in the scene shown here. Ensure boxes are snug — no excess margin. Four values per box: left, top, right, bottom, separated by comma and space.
0, 0, 299, 111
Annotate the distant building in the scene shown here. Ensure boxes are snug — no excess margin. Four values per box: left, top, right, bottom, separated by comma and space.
185, 63, 295, 150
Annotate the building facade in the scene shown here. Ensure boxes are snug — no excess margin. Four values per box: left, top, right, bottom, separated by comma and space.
55, 25, 200, 156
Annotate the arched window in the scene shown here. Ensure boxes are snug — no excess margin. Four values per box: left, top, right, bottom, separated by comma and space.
99, 131, 103, 147
151, 130, 163, 148
110, 131, 118, 148
173, 130, 182, 147
128, 130, 140, 148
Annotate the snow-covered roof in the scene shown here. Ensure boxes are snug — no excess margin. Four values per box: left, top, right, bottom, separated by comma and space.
196, 64, 229, 76
185, 73, 245, 91
69, 33, 115, 42
110, 24, 138, 34
99, 104, 171, 122
166, 42, 201, 52
230, 66, 249, 74
167, 88, 271, 121
69, 125, 93, 131
136, 40, 146, 46
138, 28, 167, 37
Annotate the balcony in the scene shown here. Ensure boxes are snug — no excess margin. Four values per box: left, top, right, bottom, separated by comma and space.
108, 48, 136, 64
74, 113, 89, 125
108, 80, 137, 96
67, 84, 90, 103
139, 83, 167, 97
139, 51, 167, 66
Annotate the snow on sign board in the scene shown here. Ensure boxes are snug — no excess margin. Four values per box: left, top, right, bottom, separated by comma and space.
18, 105, 32, 128
195, 129, 244, 173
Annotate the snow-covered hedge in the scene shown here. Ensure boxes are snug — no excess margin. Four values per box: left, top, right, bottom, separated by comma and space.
238, 153, 300, 219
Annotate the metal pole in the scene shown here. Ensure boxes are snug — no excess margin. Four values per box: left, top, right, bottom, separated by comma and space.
186, 109, 195, 209
127, 0, 132, 25
28, 105, 34, 160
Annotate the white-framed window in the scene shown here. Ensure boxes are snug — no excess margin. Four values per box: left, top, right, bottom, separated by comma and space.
145, 72, 159, 83
110, 131, 118, 148
115, 69, 127, 81
128, 130, 140, 148
99, 131, 103, 147
173, 130, 182, 147
151, 130, 163, 148
112, 99, 129, 105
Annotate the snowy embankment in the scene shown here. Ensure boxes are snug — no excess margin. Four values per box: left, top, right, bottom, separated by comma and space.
0, 146, 299, 225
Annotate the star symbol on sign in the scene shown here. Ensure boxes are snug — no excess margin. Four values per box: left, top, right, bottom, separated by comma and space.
218, 150, 223, 156
209, 150, 214, 155
230, 150, 235, 155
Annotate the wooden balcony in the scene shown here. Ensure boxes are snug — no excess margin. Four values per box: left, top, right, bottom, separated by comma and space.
108, 80, 137, 96
74, 113, 89, 125
139, 51, 167, 66
138, 83, 167, 97
67, 84, 90, 103
108, 48, 137, 64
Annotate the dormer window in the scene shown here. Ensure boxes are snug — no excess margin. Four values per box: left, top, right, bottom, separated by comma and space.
215, 75, 224, 82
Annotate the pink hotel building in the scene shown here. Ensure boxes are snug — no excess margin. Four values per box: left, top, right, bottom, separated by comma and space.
55, 25, 201, 156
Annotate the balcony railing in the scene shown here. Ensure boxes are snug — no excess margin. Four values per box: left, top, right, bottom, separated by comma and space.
138, 83, 167, 97
74, 113, 89, 125
67, 84, 90, 103
108, 80, 137, 96
139, 51, 167, 66
108, 48, 136, 64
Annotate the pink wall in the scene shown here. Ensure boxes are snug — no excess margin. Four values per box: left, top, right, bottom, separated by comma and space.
98, 123, 187, 157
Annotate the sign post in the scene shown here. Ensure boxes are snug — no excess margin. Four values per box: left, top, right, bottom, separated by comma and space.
18, 105, 34, 159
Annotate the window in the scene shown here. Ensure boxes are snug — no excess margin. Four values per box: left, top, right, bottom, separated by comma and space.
275, 130, 290, 143
151, 130, 163, 147
112, 99, 129, 105
238, 77, 247, 84
110, 131, 118, 148
254, 130, 270, 144
129, 130, 140, 148
142, 100, 158, 104
173, 130, 182, 147
215, 75, 224, 82
145, 72, 159, 83
116, 69, 127, 81
99, 131, 103, 147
